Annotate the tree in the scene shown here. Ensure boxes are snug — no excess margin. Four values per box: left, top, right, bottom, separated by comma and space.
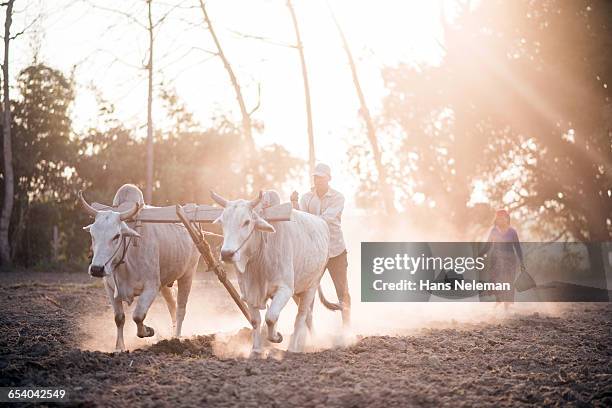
82, 0, 181, 204
145, 0, 154, 203
9, 64, 78, 266
328, 3, 396, 214
379, 0, 611, 264
287, 0, 315, 175
0, 0, 14, 267
198, 0, 256, 154
474, 0, 612, 272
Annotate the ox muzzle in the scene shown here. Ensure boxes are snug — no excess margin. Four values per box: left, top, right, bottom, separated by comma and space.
89, 265, 105, 278
221, 249, 236, 262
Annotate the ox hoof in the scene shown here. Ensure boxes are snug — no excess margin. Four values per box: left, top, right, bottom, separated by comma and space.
249, 350, 263, 359
268, 332, 283, 344
137, 326, 155, 338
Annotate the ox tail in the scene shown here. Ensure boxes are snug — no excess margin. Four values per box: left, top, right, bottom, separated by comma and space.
318, 285, 343, 311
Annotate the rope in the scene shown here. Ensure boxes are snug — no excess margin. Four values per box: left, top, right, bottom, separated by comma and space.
102, 235, 132, 301
103, 236, 128, 270
226, 224, 256, 258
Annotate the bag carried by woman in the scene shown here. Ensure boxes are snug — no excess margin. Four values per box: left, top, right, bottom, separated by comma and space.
514, 265, 536, 292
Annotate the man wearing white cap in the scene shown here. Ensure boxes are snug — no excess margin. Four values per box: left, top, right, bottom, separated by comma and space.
291, 163, 350, 327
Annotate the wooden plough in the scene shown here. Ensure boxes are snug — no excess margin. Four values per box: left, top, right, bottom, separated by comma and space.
91, 200, 293, 328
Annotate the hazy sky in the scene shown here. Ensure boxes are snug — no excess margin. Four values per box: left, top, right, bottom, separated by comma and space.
10, 0, 456, 203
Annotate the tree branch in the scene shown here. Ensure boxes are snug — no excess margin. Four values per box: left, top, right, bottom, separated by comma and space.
81, 0, 147, 29
0, 10, 40, 40
198, 0, 254, 151
152, 0, 188, 29
228, 29, 296, 49
248, 83, 261, 116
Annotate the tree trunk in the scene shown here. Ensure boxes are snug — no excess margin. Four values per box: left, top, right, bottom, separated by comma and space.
585, 243, 604, 275
145, 0, 154, 204
287, 0, 315, 175
198, 0, 254, 154
328, 5, 395, 214
585, 242, 608, 300
584, 214, 610, 300
0, 0, 15, 268
10, 202, 26, 261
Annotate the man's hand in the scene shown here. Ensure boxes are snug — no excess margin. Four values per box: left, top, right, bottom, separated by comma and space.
290, 191, 299, 210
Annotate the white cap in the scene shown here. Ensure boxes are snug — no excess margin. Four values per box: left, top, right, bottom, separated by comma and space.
312, 163, 331, 179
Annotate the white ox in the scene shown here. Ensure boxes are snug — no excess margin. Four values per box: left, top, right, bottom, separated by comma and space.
211, 190, 340, 353
79, 184, 200, 352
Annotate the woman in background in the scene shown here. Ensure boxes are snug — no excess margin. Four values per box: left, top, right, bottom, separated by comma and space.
479, 209, 525, 308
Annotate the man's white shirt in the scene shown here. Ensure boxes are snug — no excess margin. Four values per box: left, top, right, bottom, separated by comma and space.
299, 187, 346, 258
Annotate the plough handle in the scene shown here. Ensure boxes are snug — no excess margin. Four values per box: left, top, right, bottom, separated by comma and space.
175, 205, 254, 328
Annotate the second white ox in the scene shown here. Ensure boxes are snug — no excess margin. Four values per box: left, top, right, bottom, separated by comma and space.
79, 184, 200, 352
211, 190, 340, 353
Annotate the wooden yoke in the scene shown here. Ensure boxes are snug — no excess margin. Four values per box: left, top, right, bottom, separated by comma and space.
91, 202, 293, 224
175, 204, 254, 328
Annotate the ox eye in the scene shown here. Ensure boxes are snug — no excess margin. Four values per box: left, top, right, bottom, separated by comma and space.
112, 234, 120, 241
243, 220, 250, 227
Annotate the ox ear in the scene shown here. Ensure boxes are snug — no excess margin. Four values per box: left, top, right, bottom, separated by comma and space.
120, 222, 141, 238
254, 215, 275, 233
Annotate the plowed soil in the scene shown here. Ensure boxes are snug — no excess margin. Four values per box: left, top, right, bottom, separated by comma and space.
0, 271, 610, 407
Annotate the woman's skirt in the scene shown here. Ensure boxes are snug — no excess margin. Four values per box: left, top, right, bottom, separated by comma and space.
487, 247, 517, 302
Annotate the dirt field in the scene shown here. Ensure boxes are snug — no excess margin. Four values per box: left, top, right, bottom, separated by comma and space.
0, 271, 610, 407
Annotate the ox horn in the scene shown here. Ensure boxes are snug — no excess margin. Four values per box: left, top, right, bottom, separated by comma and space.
78, 191, 99, 217
249, 190, 263, 209
210, 190, 228, 208
119, 202, 140, 221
